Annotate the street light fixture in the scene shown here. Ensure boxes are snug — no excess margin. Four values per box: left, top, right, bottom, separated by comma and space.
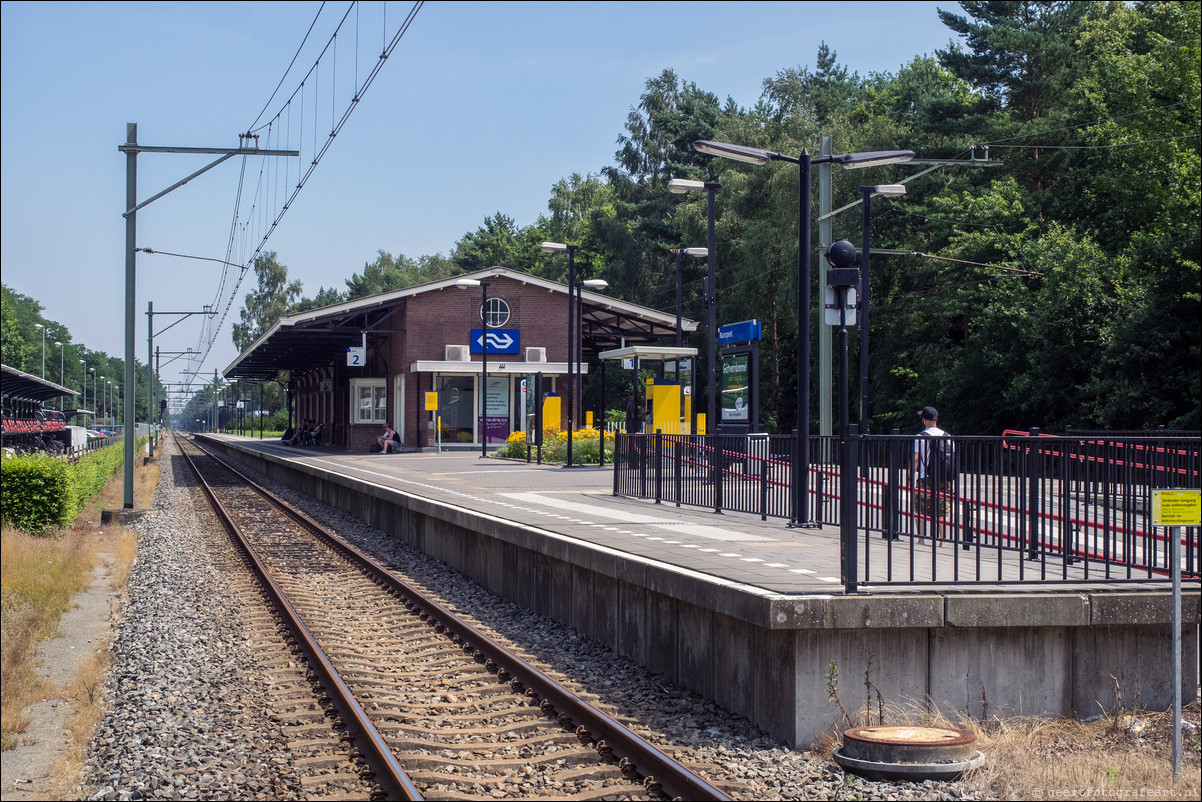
857, 184, 906, 436
573, 277, 608, 443
33, 323, 45, 378
667, 178, 720, 432
693, 139, 913, 526
669, 248, 708, 349
540, 241, 582, 467
454, 278, 492, 459
55, 342, 64, 408
669, 247, 707, 427
79, 359, 88, 420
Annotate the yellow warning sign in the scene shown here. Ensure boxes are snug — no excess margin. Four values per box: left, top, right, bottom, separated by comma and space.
1152, 489, 1201, 527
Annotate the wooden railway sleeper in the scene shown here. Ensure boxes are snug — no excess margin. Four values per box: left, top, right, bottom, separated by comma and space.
183, 436, 730, 802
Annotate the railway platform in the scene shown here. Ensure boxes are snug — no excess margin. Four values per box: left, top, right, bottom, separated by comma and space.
197, 433, 1200, 748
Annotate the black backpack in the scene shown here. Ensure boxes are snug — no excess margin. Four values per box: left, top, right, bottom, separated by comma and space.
921, 431, 957, 479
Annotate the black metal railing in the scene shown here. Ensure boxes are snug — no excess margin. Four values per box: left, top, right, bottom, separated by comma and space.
613, 432, 797, 520
613, 429, 1201, 590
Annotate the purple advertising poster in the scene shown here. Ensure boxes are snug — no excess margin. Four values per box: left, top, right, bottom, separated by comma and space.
480, 377, 510, 443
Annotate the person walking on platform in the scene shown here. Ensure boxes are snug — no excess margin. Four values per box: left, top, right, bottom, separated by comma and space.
624, 390, 643, 435
912, 406, 954, 544
624, 389, 643, 468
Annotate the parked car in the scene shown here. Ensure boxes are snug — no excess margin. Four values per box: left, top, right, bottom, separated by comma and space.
87, 429, 106, 439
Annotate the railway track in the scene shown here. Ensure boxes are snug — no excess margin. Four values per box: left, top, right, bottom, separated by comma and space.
174, 433, 730, 801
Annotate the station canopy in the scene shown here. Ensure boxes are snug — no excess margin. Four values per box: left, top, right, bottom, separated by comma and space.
224, 267, 698, 381
1, 364, 80, 404
598, 345, 699, 363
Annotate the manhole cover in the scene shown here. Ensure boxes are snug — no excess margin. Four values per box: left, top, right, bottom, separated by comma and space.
834, 726, 984, 781
844, 725, 976, 763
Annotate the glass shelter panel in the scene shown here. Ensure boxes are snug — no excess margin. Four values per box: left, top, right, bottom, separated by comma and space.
437, 376, 475, 444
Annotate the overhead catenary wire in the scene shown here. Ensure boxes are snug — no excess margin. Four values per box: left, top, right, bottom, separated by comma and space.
984, 132, 1199, 151
184, 1, 425, 384
976, 100, 1193, 148
245, 2, 328, 134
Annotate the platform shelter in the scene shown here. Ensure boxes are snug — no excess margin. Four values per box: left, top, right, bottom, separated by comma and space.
224, 268, 697, 452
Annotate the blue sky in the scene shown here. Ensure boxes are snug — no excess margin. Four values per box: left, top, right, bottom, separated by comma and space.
1, 0, 959, 378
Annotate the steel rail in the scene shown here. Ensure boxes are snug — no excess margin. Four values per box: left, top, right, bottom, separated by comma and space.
190, 435, 731, 802
175, 435, 422, 801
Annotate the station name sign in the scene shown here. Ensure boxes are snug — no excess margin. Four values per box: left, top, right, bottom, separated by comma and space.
718, 319, 762, 346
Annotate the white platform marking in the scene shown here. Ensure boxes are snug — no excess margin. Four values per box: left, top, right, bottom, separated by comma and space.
497, 492, 775, 542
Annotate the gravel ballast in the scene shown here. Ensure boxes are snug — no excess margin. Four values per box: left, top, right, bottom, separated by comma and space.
81, 440, 977, 800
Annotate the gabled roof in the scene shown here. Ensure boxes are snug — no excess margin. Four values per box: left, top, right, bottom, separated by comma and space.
224, 267, 697, 381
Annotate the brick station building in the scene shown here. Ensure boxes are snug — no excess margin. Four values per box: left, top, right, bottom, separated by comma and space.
223, 267, 696, 452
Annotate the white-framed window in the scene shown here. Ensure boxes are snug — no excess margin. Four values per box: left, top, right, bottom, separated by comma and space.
482, 297, 510, 328
350, 378, 387, 424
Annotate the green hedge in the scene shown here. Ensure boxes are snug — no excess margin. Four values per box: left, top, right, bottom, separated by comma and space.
0, 437, 143, 535
0, 454, 74, 534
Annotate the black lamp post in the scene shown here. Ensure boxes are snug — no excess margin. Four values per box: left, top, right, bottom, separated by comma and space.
455, 278, 491, 458
824, 239, 861, 592
667, 179, 719, 431
692, 140, 913, 527
669, 247, 708, 349
78, 359, 86, 418
573, 277, 608, 437
540, 242, 580, 466
34, 323, 45, 378
55, 341, 63, 408
857, 184, 906, 436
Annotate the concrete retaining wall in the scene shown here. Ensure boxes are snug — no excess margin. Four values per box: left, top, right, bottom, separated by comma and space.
206, 437, 1200, 747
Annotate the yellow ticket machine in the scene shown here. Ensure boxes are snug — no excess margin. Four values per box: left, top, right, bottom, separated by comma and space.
542, 394, 561, 433
649, 383, 682, 434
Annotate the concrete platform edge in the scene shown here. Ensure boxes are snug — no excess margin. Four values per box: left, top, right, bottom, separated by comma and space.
201, 436, 1200, 748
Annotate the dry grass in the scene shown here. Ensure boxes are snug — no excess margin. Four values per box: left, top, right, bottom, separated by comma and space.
0, 450, 151, 799
964, 705, 1201, 801
817, 690, 1201, 800
49, 643, 120, 797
